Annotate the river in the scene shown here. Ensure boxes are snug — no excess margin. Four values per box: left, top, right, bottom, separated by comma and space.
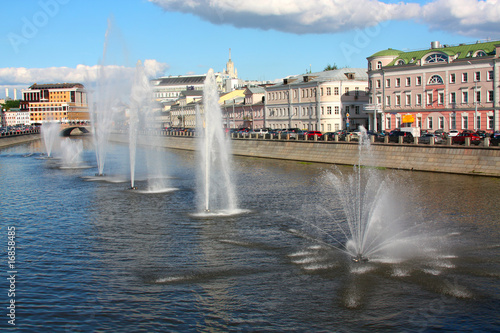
1, 138, 499, 332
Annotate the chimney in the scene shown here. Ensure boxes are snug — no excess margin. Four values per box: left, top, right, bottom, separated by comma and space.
430, 41, 441, 49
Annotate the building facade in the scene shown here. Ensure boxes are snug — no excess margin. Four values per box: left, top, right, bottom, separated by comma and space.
221, 86, 266, 129
3, 108, 30, 126
367, 40, 500, 133
21, 83, 88, 124
265, 69, 369, 132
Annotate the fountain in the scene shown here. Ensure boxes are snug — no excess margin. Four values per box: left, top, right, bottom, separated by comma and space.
41, 122, 61, 158
58, 138, 87, 169
195, 69, 238, 215
89, 17, 130, 178
301, 126, 445, 264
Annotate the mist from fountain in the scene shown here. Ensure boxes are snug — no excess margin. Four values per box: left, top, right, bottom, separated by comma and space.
58, 138, 87, 169
318, 126, 443, 263
89, 17, 130, 177
41, 122, 61, 158
195, 69, 238, 215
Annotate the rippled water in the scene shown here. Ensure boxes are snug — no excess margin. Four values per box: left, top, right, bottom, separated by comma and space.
1, 139, 499, 332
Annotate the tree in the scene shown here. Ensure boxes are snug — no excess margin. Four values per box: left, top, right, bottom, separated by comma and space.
324, 63, 338, 71
1, 100, 20, 110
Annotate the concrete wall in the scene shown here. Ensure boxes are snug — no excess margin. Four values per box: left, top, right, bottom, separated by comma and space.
110, 134, 500, 177
0, 134, 41, 149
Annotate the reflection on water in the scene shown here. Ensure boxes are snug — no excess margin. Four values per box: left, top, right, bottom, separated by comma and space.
0, 139, 499, 332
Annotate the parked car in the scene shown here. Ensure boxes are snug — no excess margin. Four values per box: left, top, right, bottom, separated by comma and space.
419, 133, 444, 144
347, 130, 362, 141
491, 132, 500, 146
475, 130, 487, 139
249, 128, 268, 136
447, 130, 459, 137
433, 129, 447, 138
388, 130, 414, 143
305, 131, 323, 140
452, 131, 481, 145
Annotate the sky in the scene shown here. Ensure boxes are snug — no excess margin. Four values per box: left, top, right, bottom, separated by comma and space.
1, 0, 499, 98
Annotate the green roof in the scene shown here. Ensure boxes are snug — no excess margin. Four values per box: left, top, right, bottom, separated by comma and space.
369, 48, 403, 57
384, 40, 499, 67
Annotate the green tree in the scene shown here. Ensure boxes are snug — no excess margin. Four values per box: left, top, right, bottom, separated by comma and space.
324, 63, 338, 71
2, 100, 20, 110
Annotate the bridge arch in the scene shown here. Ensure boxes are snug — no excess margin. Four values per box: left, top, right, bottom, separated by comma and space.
60, 126, 90, 137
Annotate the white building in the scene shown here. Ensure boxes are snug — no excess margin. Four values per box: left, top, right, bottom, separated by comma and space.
4, 108, 30, 126
265, 68, 369, 132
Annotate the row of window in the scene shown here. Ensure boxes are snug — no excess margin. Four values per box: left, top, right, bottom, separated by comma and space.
267, 86, 365, 101
267, 105, 361, 117
372, 71, 494, 90
371, 50, 488, 70
386, 114, 495, 130
375, 90, 494, 106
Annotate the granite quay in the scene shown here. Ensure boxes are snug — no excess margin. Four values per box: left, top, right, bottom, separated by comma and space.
110, 131, 500, 177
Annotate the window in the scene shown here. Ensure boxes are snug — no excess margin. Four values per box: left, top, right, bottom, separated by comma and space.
327, 106, 332, 115
355, 106, 360, 114
416, 94, 422, 105
488, 116, 494, 130
386, 79, 391, 88
334, 87, 339, 95
462, 91, 468, 103
450, 73, 456, 83
377, 61, 382, 69
405, 94, 411, 106
450, 92, 456, 104
487, 90, 494, 102
462, 73, 468, 82
321, 106, 324, 115
376, 80, 381, 89
406, 77, 411, 86
475, 50, 487, 57
335, 106, 339, 114
355, 87, 359, 96
451, 113, 456, 129
396, 117, 401, 128
462, 115, 468, 129
335, 123, 339, 131
417, 117, 422, 128
386, 115, 391, 128
396, 59, 405, 65
345, 106, 350, 114
416, 76, 422, 86
395, 78, 401, 87
396, 95, 401, 106
327, 124, 331, 131
476, 115, 481, 130
475, 91, 481, 103
425, 53, 448, 64
345, 87, 349, 95
439, 116, 444, 129
386, 95, 391, 106
428, 75, 444, 85
487, 71, 493, 81
327, 87, 331, 95
438, 92, 444, 105
376, 95, 382, 104
427, 92, 433, 105
475, 71, 481, 82
428, 117, 433, 129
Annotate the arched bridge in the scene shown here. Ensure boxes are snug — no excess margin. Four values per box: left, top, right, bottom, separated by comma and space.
60, 125, 91, 137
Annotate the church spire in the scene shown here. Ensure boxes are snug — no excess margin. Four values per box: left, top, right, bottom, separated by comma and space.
229, 48, 231, 61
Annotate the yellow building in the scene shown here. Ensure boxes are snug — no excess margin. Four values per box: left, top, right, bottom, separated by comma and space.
21, 83, 89, 124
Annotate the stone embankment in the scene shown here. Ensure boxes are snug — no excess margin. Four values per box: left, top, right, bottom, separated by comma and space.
110, 133, 500, 177
0, 132, 41, 148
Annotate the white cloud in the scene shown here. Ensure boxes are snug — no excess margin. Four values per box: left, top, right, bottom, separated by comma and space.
0, 60, 169, 86
149, 0, 500, 37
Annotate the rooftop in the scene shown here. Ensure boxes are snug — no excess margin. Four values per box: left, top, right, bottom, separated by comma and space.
28, 83, 84, 90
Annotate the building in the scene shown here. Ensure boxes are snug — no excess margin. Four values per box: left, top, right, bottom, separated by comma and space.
264, 68, 369, 132
151, 75, 206, 106
367, 40, 500, 133
3, 108, 30, 126
21, 83, 89, 124
220, 86, 266, 129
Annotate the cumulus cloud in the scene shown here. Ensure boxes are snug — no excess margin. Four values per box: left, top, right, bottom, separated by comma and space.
0, 60, 169, 87
149, 0, 500, 37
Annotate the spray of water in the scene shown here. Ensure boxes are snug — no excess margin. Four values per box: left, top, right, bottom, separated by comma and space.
41, 122, 61, 158
196, 69, 237, 214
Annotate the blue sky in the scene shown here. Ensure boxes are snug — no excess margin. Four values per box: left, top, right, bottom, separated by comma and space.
1, 0, 499, 98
